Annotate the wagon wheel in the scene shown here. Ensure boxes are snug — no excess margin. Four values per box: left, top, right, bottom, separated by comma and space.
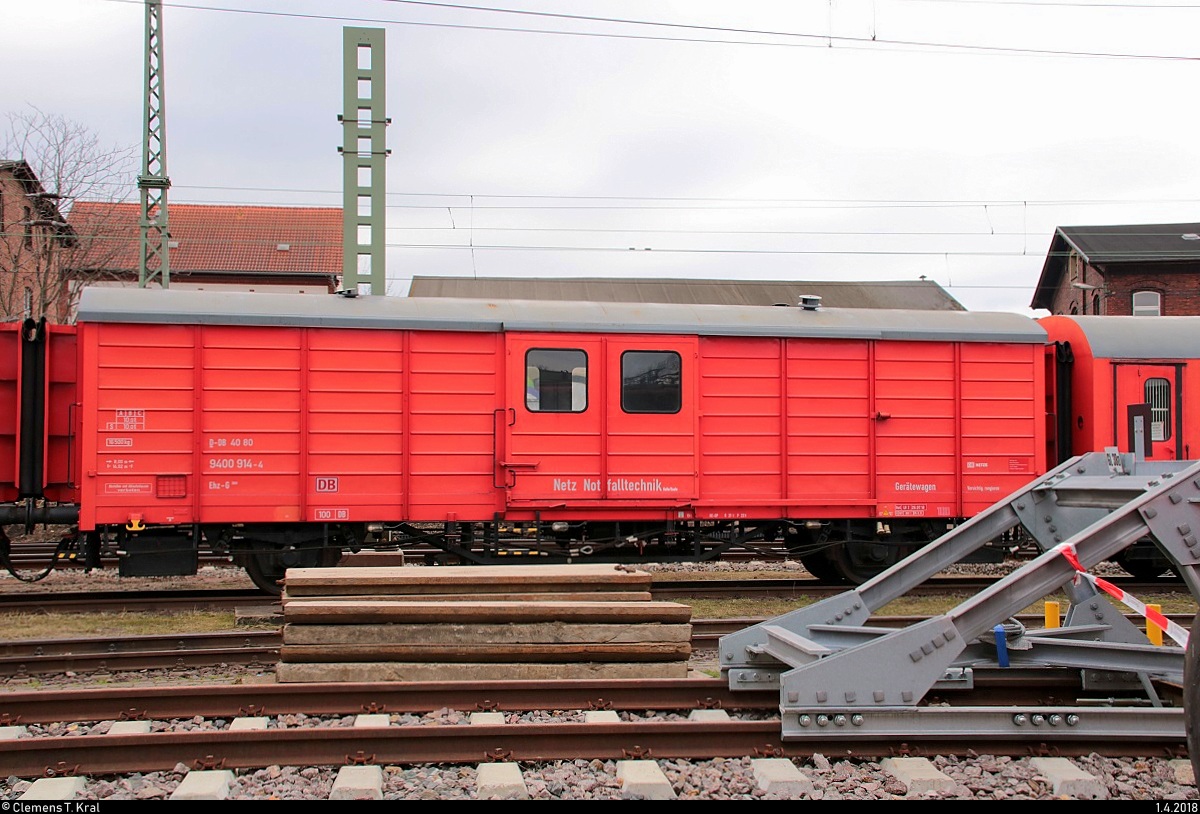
786, 522, 907, 585
782, 526, 843, 582
797, 550, 847, 584
822, 540, 905, 585
1111, 543, 1175, 580
243, 542, 342, 594
825, 519, 940, 584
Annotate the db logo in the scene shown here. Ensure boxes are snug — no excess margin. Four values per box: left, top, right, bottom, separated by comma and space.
315, 477, 339, 493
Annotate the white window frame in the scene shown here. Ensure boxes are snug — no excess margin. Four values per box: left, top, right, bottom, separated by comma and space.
1132, 290, 1161, 317
1145, 377, 1172, 442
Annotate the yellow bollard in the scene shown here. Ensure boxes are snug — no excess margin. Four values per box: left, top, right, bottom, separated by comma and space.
1147, 604, 1164, 646
1044, 600, 1061, 629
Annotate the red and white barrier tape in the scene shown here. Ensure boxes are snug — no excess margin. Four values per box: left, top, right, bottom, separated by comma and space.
1057, 543, 1188, 648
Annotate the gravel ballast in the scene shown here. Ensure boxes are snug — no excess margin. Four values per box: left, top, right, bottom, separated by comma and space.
1, 558, 1196, 800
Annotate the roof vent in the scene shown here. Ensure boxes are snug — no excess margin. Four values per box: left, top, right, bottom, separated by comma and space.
277, 243, 291, 251
1182, 233, 1200, 241
797, 294, 822, 311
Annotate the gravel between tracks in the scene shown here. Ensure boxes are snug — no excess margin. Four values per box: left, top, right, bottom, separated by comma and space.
2, 746, 1195, 801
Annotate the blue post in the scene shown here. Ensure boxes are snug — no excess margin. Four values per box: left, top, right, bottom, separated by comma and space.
993, 624, 1010, 668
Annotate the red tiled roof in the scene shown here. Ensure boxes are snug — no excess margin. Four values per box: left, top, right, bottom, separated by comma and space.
67, 202, 342, 276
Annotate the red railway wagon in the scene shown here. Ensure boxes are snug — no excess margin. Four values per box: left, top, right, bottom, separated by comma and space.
8, 289, 1200, 591
0, 319, 76, 516
1041, 315, 1200, 463
1039, 314, 1200, 578
0, 322, 18, 508
11, 287, 1044, 590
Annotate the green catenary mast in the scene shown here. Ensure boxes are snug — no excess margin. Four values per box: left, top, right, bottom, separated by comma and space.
138, 0, 170, 288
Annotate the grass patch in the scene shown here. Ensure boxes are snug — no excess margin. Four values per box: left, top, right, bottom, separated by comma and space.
1, 590, 1195, 640
679, 591, 1198, 621
1, 610, 266, 641
646, 568, 807, 582
683, 597, 809, 619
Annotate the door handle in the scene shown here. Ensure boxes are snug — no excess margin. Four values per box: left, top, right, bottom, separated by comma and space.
875, 412, 891, 421
500, 461, 539, 469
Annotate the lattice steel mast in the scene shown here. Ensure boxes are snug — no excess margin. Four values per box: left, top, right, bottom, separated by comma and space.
339, 27, 389, 295
138, 0, 170, 288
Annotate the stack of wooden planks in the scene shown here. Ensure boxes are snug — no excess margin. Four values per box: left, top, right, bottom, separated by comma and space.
275, 563, 693, 682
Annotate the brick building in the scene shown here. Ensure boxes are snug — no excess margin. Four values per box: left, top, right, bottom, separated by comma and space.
0, 160, 74, 323
1031, 222, 1200, 316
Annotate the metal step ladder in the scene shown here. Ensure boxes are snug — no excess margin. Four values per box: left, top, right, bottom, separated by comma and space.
719, 450, 1200, 741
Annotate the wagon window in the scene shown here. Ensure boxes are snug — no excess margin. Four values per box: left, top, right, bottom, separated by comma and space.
621, 351, 681, 414
1145, 378, 1171, 442
525, 349, 587, 412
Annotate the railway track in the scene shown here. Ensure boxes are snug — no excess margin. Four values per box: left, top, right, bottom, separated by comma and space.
2, 571, 1192, 682
3, 612, 1194, 678
0, 573, 1189, 613
1, 574, 1195, 798
0, 675, 1188, 780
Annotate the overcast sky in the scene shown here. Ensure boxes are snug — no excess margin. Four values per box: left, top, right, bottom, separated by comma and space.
6, 0, 1200, 313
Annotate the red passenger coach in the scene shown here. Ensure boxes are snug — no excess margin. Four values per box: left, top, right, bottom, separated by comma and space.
1041, 316, 1200, 464
48, 287, 1049, 590
1039, 315, 1200, 579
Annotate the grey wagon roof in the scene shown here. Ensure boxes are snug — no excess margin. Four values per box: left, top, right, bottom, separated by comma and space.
1051, 315, 1200, 359
77, 287, 1046, 343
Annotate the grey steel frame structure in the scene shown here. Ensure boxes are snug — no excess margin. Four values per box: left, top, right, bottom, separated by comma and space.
721, 449, 1200, 742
